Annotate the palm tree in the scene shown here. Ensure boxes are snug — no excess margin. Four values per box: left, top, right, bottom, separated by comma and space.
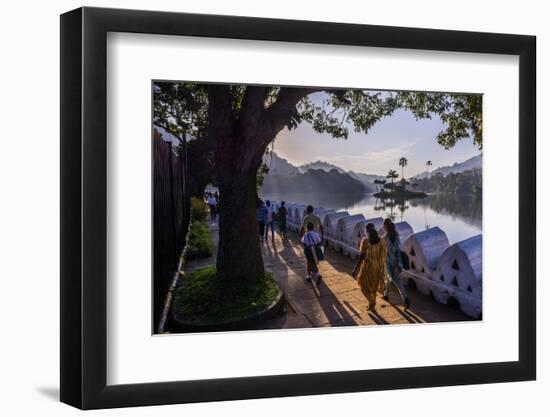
425, 160, 433, 179
386, 169, 399, 184
399, 157, 408, 180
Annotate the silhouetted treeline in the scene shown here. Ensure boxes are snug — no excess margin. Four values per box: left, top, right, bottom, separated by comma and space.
414, 169, 482, 195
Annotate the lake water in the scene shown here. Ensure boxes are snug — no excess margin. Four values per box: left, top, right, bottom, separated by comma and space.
260, 191, 482, 245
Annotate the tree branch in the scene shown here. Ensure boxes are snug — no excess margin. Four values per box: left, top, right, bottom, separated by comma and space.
263, 87, 321, 138
238, 86, 270, 123
242, 87, 321, 170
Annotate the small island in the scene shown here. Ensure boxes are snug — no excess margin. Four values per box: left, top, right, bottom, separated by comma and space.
373, 189, 427, 198
372, 159, 427, 199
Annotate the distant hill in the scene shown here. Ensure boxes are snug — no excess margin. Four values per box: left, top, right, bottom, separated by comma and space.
262, 152, 482, 198
298, 160, 382, 191
413, 154, 482, 179
261, 168, 367, 196
262, 153, 379, 193
348, 171, 386, 187
263, 153, 300, 176
298, 160, 346, 174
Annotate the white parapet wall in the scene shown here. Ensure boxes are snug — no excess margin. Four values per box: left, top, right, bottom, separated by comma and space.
336, 214, 366, 254
288, 204, 306, 230
288, 206, 336, 232
291, 204, 306, 223
323, 211, 350, 240
431, 234, 482, 318
403, 227, 449, 277
284, 202, 298, 215
287, 205, 298, 230
315, 209, 336, 224
401, 226, 450, 296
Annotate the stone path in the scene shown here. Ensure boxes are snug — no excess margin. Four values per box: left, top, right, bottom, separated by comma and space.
261, 230, 471, 329
181, 219, 471, 330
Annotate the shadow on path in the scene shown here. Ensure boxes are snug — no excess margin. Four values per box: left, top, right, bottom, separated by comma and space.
262, 229, 471, 328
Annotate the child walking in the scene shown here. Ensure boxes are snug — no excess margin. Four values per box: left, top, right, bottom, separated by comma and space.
301, 222, 323, 284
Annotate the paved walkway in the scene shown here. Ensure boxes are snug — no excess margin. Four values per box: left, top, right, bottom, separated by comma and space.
182, 219, 471, 330
261, 230, 471, 329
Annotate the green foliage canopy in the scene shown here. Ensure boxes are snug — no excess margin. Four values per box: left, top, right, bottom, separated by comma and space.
153, 83, 482, 152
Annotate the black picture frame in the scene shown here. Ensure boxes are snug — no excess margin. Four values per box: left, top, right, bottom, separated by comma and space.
60, 6, 536, 410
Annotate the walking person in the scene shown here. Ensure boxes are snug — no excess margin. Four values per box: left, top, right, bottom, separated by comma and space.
257, 199, 268, 243
351, 223, 387, 311
277, 201, 288, 239
206, 192, 217, 220
300, 205, 324, 282
301, 222, 323, 284
382, 218, 411, 309
300, 205, 324, 240
264, 200, 276, 244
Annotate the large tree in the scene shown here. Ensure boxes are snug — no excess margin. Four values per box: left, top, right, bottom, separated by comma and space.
154, 83, 482, 288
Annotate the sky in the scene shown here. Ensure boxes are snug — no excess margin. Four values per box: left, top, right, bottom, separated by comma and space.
273, 92, 481, 177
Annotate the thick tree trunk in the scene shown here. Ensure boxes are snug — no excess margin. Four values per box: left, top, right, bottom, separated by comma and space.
215, 167, 264, 285
206, 85, 316, 286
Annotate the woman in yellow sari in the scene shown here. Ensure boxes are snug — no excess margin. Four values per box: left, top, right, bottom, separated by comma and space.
352, 223, 387, 311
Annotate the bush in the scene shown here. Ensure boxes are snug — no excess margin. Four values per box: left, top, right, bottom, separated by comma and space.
173, 266, 280, 324
190, 197, 209, 222
186, 221, 213, 260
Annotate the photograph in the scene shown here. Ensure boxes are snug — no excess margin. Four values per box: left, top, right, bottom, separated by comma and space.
52, 3, 538, 411
153, 82, 483, 334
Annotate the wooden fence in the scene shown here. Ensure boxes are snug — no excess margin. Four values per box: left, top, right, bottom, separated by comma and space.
153, 128, 190, 332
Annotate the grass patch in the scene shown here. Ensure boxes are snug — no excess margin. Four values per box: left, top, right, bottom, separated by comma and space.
173, 266, 280, 324
186, 221, 213, 260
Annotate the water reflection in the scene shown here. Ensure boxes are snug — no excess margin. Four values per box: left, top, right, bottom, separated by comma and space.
260, 191, 482, 244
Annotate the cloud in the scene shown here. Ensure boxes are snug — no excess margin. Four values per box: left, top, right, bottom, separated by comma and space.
318, 142, 415, 165
363, 142, 415, 163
